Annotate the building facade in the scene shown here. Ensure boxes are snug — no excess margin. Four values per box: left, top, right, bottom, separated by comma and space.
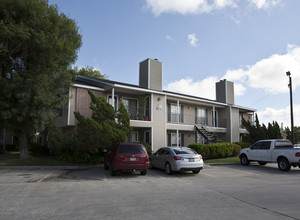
54, 58, 255, 152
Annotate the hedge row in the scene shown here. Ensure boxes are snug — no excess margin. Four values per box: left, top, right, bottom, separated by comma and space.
233, 142, 251, 149
188, 142, 242, 159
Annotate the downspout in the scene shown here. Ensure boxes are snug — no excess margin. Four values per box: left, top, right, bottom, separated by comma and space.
229, 105, 233, 143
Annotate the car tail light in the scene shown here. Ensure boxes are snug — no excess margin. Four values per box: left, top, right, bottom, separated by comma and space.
199, 155, 203, 160
173, 156, 181, 160
295, 152, 300, 157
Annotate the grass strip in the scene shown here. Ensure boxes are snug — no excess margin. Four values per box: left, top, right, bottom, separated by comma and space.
205, 157, 240, 164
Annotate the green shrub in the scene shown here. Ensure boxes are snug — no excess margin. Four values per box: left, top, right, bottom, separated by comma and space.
234, 142, 251, 149
232, 143, 242, 156
144, 145, 152, 155
188, 142, 240, 159
189, 143, 210, 158
28, 143, 50, 157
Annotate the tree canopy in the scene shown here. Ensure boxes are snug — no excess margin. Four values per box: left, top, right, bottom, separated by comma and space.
0, 0, 82, 158
284, 126, 300, 144
242, 114, 282, 144
48, 90, 132, 163
72, 66, 106, 79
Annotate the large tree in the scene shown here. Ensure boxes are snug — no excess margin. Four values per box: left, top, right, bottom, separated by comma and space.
242, 114, 282, 144
74, 90, 132, 152
0, 0, 82, 158
72, 66, 106, 79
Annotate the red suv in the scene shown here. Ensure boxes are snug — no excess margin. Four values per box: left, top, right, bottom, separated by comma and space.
104, 143, 150, 176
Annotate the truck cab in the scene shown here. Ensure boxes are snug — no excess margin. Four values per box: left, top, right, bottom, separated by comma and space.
239, 139, 300, 171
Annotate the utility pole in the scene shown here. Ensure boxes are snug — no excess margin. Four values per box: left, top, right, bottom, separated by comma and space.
286, 71, 294, 144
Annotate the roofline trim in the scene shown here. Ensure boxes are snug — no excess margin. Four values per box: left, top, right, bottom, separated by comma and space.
73, 83, 104, 91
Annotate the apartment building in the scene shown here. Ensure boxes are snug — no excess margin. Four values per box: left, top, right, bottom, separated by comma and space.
54, 58, 255, 151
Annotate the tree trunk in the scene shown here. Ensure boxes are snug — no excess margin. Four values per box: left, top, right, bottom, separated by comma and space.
19, 130, 30, 159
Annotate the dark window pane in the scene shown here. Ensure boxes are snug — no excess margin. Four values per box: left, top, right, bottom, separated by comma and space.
118, 145, 146, 154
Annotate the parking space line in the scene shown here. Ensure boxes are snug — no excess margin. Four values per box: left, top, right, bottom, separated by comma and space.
37, 169, 56, 183
201, 172, 216, 177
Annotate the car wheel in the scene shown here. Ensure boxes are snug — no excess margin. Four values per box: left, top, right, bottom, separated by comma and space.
110, 163, 117, 176
240, 154, 250, 166
192, 169, 200, 174
278, 158, 291, 171
165, 162, 173, 175
140, 170, 147, 175
258, 161, 267, 166
104, 160, 109, 170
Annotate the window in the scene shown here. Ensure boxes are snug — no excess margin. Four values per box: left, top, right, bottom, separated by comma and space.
196, 108, 206, 125
171, 133, 181, 146
118, 145, 146, 154
196, 132, 205, 144
145, 131, 150, 144
275, 140, 293, 149
171, 104, 181, 123
122, 98, 138, 119
212, 109, 218, 127
251, 141, 271, 150
173, 148, 196, 155
130, 132, 138, 142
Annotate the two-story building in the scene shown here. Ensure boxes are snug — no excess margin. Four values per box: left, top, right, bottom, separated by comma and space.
52, 58, 255, 151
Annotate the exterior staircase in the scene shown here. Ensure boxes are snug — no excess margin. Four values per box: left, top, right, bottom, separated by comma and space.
195, 125, 216, 144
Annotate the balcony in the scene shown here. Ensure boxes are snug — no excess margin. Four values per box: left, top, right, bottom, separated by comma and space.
168, 113, 207, 125
125, 106, 150, 121
168, 113, 227, 128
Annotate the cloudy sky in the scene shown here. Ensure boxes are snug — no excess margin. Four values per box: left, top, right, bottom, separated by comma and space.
49, 0, 300, 128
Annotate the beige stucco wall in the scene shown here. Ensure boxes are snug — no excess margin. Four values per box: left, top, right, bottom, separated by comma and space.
151, 94, 166, 151
231, 107, 240, 142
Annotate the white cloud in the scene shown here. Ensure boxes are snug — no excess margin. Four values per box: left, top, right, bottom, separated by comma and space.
165, 77, 218, 100
165, 35, 174, 41
257, 104, 300, 128
144, 0, 237, 16
223, 45, 300, 94
165, 76, 246, 99
164, 45, 300, 100
144, 0, 281, 16
248, 0, 281, 10
187, 33, 198, 47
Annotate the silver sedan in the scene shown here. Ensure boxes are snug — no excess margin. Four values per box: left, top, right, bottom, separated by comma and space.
149, 147, 204, 174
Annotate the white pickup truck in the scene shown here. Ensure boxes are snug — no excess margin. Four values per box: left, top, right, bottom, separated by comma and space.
239, 139, 300, 171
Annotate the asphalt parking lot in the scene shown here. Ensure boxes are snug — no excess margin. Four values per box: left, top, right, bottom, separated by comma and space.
1, 163, 300, 220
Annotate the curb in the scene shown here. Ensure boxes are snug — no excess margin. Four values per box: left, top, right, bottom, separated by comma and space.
206, 162, 240, 166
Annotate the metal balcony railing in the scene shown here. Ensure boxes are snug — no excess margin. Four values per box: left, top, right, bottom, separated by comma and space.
125, 106, 150, 121
168, 113, 227, 128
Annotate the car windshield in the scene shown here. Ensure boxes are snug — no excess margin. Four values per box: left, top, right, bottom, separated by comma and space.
275, 140, 293, 149
173, 148, 196, 155
118, 145, 146, 154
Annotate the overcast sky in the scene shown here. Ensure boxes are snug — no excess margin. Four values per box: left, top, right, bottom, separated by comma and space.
49, 0, 300, 128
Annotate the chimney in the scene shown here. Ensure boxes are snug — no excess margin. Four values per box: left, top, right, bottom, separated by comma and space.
139, 58, 162, 91
216, 79, 234, 105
